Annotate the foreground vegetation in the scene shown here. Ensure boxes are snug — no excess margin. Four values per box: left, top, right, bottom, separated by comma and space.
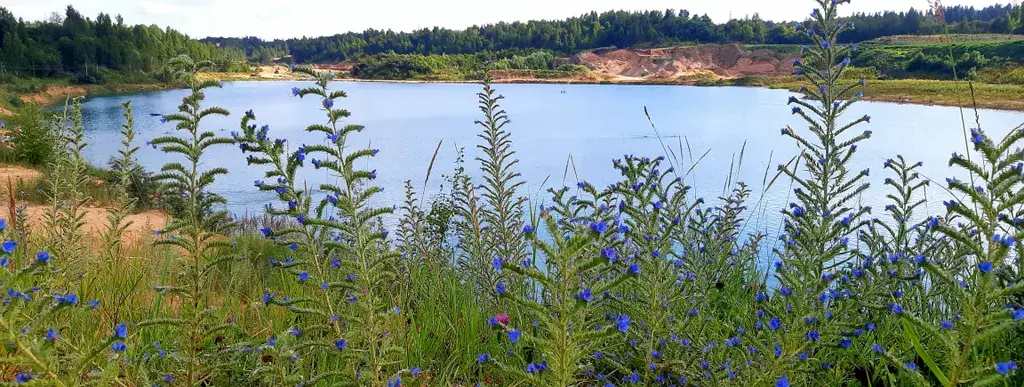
2, 1, 1024, 386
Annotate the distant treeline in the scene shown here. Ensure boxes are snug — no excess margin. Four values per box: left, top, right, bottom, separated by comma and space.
0, 6, 246, 83
205, 4, 1024, 64
349, 51, 589, 81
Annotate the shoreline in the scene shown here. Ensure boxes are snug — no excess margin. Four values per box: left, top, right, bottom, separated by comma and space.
6, 75, 1024, 114
311, 77, 1024, 112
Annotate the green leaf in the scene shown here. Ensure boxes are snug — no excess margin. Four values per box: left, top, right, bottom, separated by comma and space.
902, 319, 949, 387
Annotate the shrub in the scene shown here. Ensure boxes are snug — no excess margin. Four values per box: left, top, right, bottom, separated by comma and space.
5, 104, 58, 167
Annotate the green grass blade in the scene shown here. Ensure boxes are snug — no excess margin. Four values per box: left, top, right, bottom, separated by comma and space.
903, 319, 949, 387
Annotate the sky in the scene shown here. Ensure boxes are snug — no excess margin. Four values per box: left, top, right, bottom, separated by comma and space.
5, 0, 1017, 40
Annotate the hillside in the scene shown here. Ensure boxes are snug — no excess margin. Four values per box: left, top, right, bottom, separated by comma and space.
571, 44, 795, 80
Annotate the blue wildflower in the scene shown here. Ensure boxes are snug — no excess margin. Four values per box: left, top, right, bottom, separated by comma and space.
335, 339, 347, 350
601, 247, 617, 262
776, 375, 790, 387
979, 262, 994, 274
578, 288, 593, 303
2, 240, 16, 254
806, 330, 820, 341
112, 341, 127, 352
996, 361, 1017, 375
508, 329, 521, 344
15, 372, 31, 383
617, 315, 631, 333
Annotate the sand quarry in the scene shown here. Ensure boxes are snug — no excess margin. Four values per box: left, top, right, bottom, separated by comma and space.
570, 44, 797, 80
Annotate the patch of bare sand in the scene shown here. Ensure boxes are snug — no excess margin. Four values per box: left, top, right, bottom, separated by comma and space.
0, 164, 168, 248
12, 206, 169, 249
0, 166, 43, 186
19, 86, 87, 105
572, 44, 795, 81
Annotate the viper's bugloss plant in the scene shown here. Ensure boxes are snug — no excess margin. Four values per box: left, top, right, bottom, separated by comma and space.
237, 66, 412, 386
102, 101, 142, 266
456, 76, 528, 314
609, 154, 766, 384
491, 178, 630, 385
42, 97, 90, 265
145, 54, 237, 386
883, 124, 1024, 386
771, 0, 874, 384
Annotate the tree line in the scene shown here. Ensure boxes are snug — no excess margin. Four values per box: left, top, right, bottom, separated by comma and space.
205, 4, 1024, 64
0, 5, 245, 81
2, 3, 1022, 80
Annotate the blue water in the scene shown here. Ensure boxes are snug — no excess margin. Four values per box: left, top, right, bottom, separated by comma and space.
79, 81, 1024, 250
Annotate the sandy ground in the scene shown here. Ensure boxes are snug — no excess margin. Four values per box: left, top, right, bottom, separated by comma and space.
0, 166, 43, 186
19, 86, 87, 105
0, 164, 169, 248
197, 65, 307, 82
571, 44, 795, 80
14, 206, 169, 248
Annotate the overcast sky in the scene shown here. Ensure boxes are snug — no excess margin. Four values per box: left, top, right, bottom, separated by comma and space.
5, 0, 1017, 40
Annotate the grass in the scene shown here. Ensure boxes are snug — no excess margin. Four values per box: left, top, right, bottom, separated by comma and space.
761, 76, 1024, 110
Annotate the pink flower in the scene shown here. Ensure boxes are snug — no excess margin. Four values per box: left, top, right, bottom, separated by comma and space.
495, 313, 510, 326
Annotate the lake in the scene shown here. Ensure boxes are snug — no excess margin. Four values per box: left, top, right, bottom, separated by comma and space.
78, 81, 1024, 251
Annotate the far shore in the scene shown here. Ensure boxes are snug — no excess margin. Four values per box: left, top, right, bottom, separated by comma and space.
7, 74, 1024, 115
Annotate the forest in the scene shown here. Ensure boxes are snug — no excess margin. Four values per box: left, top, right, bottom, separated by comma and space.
2, 3, 1024, 81
0, 6, 245, 82
205, 4, 1024, 64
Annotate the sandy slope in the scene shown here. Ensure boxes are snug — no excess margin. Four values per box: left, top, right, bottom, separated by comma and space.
572, 44, 796, 80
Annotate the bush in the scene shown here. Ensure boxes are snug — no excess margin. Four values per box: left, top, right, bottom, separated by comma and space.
74, 73, 105, 85
5, 104, 59, 167
106, 157, 162, 210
